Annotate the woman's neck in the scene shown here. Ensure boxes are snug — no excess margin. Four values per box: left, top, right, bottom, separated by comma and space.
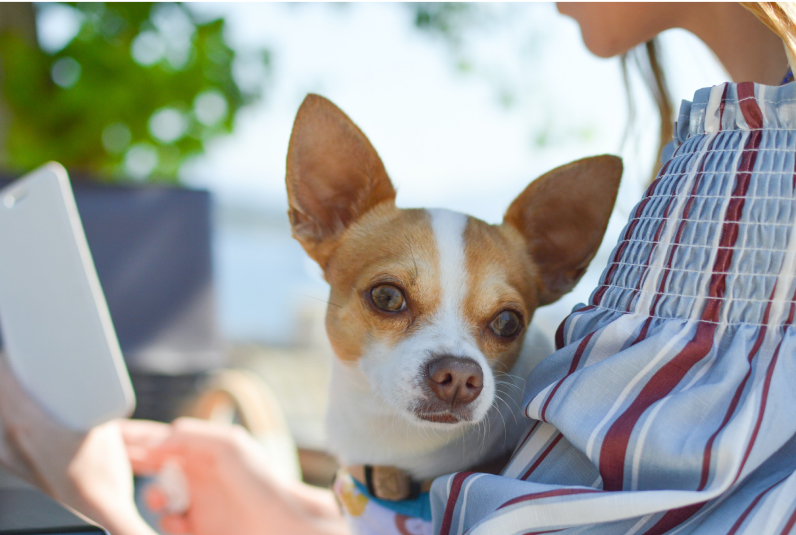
681, 3, 789, 85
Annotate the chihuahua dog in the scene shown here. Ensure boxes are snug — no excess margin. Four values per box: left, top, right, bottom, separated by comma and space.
286, 95, 621, 501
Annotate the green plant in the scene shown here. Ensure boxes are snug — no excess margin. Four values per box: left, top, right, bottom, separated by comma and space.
0, 2, 268, 181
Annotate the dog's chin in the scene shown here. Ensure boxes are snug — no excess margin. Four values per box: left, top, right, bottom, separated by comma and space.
409, 404, 484, 429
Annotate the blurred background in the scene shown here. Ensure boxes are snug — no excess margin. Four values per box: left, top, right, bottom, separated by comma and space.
0, 2, 731, 490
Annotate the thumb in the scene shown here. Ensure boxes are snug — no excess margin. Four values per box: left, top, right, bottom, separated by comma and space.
121, 420, 188, 475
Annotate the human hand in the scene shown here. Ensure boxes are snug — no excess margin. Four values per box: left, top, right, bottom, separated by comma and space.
123, 417, 348, 535
0, 355, 155, 535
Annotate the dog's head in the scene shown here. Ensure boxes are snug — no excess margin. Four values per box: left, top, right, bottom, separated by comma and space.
286, 95, 620, 428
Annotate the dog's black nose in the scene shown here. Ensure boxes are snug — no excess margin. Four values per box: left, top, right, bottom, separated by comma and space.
426, 356, 483, 406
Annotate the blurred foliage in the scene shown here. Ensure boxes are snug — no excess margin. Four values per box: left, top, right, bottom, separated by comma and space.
0, 3, 268, 181
411, 3, 488, 74
413, 3, 479, 47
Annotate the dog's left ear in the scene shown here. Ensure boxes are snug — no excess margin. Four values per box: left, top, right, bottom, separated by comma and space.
504, 155, 622, 306
286, 94, 396, 267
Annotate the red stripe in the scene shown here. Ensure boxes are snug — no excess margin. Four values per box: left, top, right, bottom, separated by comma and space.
499, 487, 602, 510
778, 504, 796, 535
632, 317, 654, 346
599, 321, 717, 490
554, 316, 567, 350
439, 472, 474, 535
793, 128, 796, 192
643, 189, 694, 319
627, 194, 676, 315
592, 160, 672, 306
725, 474, 789, 535
737, 82, 763, 129
630, 131, 716, 348
730, 175, 796, 489
735, 295, 796, 484
718, 83, 729, 131
645, 128, 717, 321
641, 502, 706, 535
592, 219, 643, 306
541, 332, 595, 422
698, 282, 777, 490
598, 103, 762, 491
506, 420, 541, 467
793, 135, 796, 192
554, 305, 594, 350
521, 433, 563, 480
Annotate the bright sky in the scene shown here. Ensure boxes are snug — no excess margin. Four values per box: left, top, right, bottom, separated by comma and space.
173, 3, 731, 339
181, 3, 728, 218
37, 2, 735, 343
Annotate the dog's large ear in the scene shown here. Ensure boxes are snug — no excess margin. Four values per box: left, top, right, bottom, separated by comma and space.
504, 155, 622, 306
286, 94, 396, 267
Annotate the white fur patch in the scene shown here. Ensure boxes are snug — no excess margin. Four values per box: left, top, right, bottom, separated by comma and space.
357, 209, 495, 429
429, 208, 469, 327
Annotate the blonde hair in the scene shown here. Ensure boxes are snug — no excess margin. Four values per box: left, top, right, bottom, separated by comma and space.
621, 39, 672, 183
628, 2, 796, 183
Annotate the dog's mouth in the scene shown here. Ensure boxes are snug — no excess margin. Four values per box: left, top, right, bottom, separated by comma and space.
412, 400, 477, 424
414, 410, 461, 424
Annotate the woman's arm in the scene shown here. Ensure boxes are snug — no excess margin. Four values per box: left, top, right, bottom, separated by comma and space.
0, 351, 348, 535
0, 355, 156, 535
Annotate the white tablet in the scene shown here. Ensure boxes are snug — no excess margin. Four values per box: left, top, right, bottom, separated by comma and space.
0, 163, 135, 431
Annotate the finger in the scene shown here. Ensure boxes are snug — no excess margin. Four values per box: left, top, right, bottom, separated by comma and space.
128, 446, 184, 475
120, 419, 172, 448
160, 514, 190, 534
143, 484, 167, 512
127, 445, 162, 474
122, 420, 185, 474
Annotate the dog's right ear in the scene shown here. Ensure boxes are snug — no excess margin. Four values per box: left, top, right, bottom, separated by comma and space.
286, 94, 396, 267
504, 155, 622, 306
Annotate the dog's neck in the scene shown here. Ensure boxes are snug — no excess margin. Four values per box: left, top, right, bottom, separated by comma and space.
325, 324, 551, 480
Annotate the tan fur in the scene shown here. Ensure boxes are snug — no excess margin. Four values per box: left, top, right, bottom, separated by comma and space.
503, 155, 622, 305
323, 205, 441, 362
462, 219, 540, 372
322, 208, 545, 369
286, 95, 396, 268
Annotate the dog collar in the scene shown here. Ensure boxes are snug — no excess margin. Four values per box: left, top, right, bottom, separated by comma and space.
346, 464, 433, 501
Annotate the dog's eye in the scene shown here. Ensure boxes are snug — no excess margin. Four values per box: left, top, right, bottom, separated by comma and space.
371, 285, 406, 312
490, 310, 521, 338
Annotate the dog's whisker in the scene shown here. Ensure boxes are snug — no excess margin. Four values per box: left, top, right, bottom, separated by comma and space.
294, 293, 343, 309
495, 390, 523, 423
493, 371, 526, 383
496, 383, 523, 398
493, 393, 511, 448
494, 379, 525, 397
492, 360, 512, 373
478, 421, 485, 456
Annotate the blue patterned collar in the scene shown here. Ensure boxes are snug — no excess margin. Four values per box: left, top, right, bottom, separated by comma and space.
351, 477, 433, 522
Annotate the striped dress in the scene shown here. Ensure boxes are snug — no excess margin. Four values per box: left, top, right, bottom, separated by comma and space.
430, 82, 796, 535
